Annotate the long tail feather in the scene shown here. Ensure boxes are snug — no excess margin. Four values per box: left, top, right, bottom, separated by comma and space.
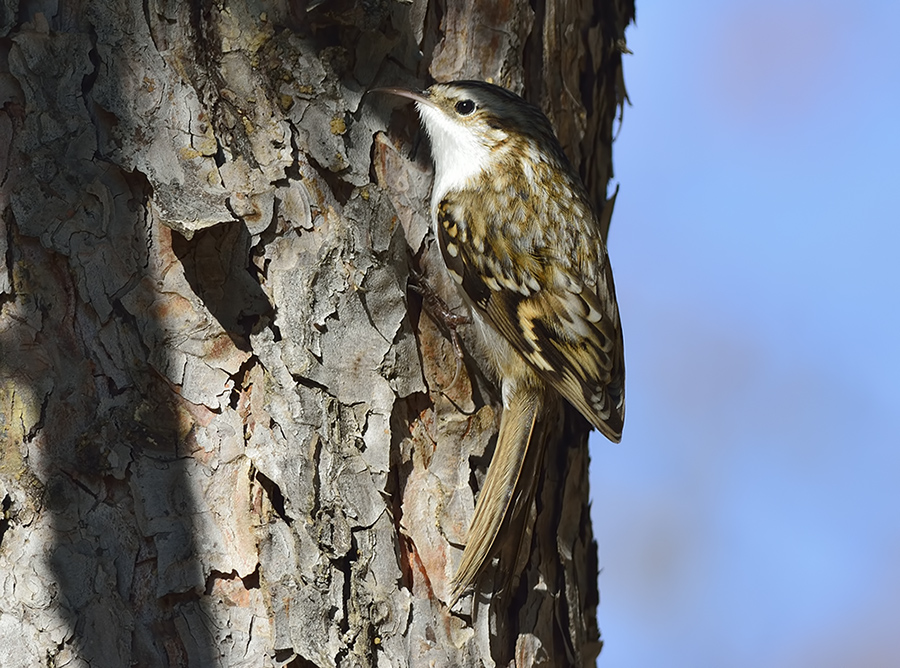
449, 384, 548, 606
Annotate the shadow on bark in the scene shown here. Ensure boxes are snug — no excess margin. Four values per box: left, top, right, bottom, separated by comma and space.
0, 10, 219, 667
172, 222, 274, 353
1, 170, 221, 667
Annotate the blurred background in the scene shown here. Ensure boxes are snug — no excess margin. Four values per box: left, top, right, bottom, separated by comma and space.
589, 0, 900, 666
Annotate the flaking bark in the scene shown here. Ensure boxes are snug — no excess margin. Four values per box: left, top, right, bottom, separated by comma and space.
0, 1, 632, 666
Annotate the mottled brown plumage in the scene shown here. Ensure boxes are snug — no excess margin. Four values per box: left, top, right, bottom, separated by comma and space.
374, 81, 624, 606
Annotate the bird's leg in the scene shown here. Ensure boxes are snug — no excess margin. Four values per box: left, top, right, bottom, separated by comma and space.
408, 267, 470, 389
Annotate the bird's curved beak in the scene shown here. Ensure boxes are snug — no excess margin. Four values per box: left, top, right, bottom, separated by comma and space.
368, 87, 433, 109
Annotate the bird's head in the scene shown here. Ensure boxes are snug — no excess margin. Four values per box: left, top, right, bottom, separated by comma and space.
372, 81, 557, 201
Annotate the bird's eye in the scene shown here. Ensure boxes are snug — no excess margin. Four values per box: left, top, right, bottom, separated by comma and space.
455, 99, 476, 116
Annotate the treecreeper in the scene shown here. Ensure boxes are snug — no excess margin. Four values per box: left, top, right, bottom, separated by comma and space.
375, 81, 625, 607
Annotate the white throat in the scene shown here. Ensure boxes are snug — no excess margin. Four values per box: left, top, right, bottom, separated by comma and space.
416, 102, 491, 212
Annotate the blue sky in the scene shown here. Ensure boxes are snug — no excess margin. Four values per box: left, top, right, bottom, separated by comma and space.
589, 1, 900, 665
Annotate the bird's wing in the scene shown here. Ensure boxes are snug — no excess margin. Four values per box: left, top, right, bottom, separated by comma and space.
436, 196, 625, 442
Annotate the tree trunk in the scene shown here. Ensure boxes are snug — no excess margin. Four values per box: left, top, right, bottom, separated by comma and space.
0, 1, 632, 666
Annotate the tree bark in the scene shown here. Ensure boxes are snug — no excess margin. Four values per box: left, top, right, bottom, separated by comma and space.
0, 1, 632, 666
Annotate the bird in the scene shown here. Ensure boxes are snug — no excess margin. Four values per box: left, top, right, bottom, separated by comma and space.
373, 81, 625, 606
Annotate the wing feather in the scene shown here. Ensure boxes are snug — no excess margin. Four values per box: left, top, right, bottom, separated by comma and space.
437, 195, 625, 442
